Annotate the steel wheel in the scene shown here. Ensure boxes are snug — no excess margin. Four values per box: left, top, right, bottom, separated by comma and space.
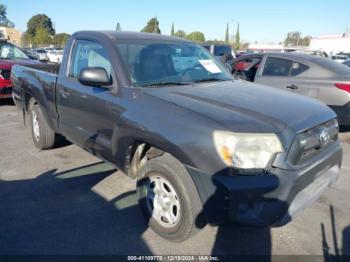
146, 174, 181, 228
32, 110, 40, 141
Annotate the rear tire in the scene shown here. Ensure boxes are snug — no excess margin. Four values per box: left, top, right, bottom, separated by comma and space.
29, 102, 56, 150
136, 153, 204, 242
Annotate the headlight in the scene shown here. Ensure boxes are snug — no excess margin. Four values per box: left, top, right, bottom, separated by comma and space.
213, 131, 283, 169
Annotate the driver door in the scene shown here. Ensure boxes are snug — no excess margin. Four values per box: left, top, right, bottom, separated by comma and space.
56, 39, 119, 162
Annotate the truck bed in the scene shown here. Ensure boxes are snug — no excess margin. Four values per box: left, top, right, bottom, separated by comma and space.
26, 62, 60, 75
11, 64, 59, 132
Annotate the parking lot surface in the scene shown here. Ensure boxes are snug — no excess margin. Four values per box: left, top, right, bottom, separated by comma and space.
0, 100, 349, 256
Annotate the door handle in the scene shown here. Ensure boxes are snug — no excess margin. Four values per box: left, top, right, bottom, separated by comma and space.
286, 84, 298, 90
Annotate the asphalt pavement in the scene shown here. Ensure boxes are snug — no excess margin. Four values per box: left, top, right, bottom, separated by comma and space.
0, 99, 349, 257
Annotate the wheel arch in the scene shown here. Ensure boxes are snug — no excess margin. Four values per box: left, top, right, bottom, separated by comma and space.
117, 138, 195, 179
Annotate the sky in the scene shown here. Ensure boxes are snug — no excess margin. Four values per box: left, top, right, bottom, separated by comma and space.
2, 0, 350, 43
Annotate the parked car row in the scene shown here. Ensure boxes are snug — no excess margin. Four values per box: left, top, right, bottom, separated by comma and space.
23, 47, 64, 63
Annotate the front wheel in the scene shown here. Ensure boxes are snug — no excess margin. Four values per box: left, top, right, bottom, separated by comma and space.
29, 102, 56, 149
137, 153, 204, 242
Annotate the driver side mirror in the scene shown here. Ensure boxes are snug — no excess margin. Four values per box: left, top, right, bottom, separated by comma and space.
78, 67, 110, 87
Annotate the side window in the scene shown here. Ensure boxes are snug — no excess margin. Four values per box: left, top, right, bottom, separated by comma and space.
262, 57, 292, 76
291, 62, 309, 76
69, 40, 112, 81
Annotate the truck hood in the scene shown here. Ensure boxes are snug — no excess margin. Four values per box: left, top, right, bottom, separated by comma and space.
0, 59, 41, 70
144, 80, 336, 133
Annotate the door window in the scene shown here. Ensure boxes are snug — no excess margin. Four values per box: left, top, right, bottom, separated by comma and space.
262, 57, 292, 76
69, 40, 112, 80
290, 62, 309, 76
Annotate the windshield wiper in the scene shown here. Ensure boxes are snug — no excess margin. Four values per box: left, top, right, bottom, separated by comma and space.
141, 81, 193, 88
194, 78, 229, 83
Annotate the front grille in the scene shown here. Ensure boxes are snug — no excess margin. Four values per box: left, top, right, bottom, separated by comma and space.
288, 119, 339, 166
0, 86, 12, 95
0, 70, 11, 80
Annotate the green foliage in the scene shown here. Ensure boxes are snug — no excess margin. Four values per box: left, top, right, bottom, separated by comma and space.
24, 14, 55, 46
185, 31, 205, 42
225, 23, 229, 43
141, 17, 161, 34
301, 36, 311, 46
234, 23, 240, 50
205, 40, 225, 45
116, 22, 122, 32
26, 14, 55, 39
284, 31, 301, 46
52, 33, 71, 48
0, 4, 14, 28
0, 4, 6, 17
284, 31, 310, 46
34, 27, 51, 45
174, 30, 186, 38
171, 23, 175, 36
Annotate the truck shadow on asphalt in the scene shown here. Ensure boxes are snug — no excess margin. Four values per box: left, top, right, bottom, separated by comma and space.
12, 161, 350, 258
321, 205, 350, 261
0, 161, 279, 256
0, 162, 152, 255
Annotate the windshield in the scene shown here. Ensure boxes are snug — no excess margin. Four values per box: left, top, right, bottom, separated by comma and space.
213, 45, 232, 56
115, 40, 232, 87
0, 42, 29, 60
37, 49, 46, 53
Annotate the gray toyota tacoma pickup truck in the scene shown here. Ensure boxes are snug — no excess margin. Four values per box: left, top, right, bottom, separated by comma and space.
11, 31, 342, 242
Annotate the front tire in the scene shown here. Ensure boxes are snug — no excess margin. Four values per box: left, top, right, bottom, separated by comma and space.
29, 102, 56, 149
137, 153, 204, 242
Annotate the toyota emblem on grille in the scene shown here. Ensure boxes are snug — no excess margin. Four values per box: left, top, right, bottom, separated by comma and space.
319, 129, 330, 146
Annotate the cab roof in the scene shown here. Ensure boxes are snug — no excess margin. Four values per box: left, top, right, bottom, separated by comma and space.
73, 30, 191, 43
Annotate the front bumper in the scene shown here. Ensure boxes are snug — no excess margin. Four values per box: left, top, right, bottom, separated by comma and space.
329, 102, 350, 126
187, 142, 342, 227
0, 85, 12, 99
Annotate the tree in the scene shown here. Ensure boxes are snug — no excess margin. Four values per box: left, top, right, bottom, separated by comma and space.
34, 27, 51, 45
25, 14, 55, 46
234, 23, 240, 50
174, 30, 186, 38
52, 33, 71, 48
153, 17, 159, 34
225, 23, 229, 43
141, 17, 161, 34
284, 31, 302, 46
301, 36, 311, 46
26, 14, 55, 39
171, 23, 175, 36
0, 4, 14, 28
116, 22, 122, 32
185, 31, 205, 42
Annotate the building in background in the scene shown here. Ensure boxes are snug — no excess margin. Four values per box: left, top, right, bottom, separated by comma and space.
247, 43, 308, 53
0, 27, 22, 46
247, 43, 284, 53
310, 29, 350, 55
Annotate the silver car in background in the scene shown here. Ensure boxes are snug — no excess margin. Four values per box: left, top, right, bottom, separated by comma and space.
231, 52, 350, 125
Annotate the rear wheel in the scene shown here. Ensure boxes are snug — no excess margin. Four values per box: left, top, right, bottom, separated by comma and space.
29, 102, 56, 149
137, 153, 204, 242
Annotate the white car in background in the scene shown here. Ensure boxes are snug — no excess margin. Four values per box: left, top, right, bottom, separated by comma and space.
47, 49, 64, 63
32, 48, 48, 61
